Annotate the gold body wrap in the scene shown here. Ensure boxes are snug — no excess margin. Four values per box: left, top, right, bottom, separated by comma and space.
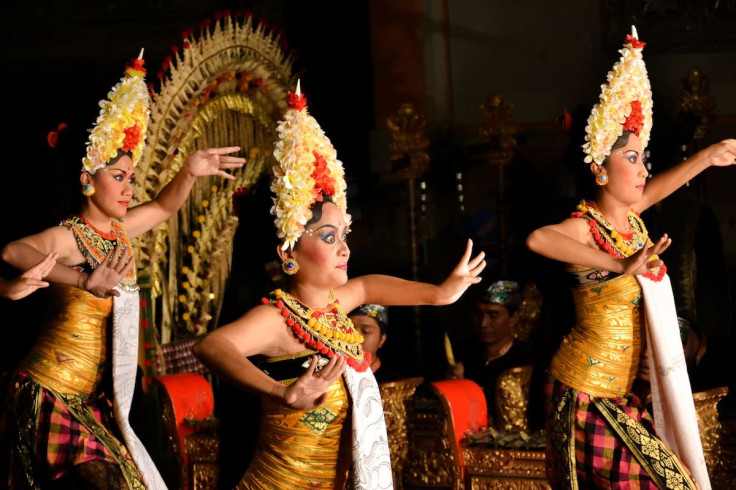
549, 273, 644, 398
238, 372, 351, 489
20, 285, 112, 396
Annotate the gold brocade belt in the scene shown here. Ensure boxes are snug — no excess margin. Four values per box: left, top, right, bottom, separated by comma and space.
20, 285, 112, 396
238, 359, 351, 489
549, 274, 644, 398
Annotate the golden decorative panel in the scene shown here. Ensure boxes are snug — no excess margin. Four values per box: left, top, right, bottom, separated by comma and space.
380, 377, 423, 489
133, 15, 295, 341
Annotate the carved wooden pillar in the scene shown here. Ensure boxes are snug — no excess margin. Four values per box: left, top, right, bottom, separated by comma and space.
388, 103, 430, 363
678, 67, 716, 200
479, 94, 517, 277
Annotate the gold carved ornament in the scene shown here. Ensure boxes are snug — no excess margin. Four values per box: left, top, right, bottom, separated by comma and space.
479, 93, 517, 166
133, 13, 295, 344
379, 377, 423, 489
693, 386, 734, 489
495, 365, 533, 432
387, 103, 430, 180
678, 67, 715, 144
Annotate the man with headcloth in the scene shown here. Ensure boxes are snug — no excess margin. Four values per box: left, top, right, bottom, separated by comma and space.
449, 280, 535, 421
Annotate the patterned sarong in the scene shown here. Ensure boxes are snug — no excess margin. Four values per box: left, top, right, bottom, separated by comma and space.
545, 374, 696, 489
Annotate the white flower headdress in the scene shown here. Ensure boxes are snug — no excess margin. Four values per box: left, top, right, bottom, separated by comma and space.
583, 26, 652, 165
271, 81, 350, 250
82, 49, 150, 174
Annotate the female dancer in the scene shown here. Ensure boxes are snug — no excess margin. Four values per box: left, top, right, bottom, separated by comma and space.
527, 28, 735, 489
1, 53, 243, 489
193, 86, 486, 489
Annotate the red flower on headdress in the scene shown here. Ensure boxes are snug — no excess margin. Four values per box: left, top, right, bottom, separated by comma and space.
287, 90, 307, 111
623, 100, 644, 135
121, 125, 142, 152
625, 34, 646, 49
311, 151, 336, 198
126, 58, 146, 75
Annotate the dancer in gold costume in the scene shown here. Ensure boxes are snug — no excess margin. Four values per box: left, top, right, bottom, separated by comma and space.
193, 84, 486, 489
1, 52, 244, 489
527, 27, 736, 489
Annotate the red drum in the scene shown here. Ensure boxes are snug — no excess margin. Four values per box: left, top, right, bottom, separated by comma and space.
430, 379, 488, 467
155, 373, 214, 450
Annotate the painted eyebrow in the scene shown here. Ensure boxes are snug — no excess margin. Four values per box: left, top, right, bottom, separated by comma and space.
107, 168, 130, 176
313, 224, 338, 232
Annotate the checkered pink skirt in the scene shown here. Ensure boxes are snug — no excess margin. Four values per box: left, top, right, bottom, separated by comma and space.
544, 373, 697, 489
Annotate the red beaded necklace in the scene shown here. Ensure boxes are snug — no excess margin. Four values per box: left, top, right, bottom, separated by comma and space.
261, 289, 371, 371
572, 201, 666, 282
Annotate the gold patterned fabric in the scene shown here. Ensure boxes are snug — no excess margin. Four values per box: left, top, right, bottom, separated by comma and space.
549, 272, 644, 398
545, 376, 696, 489
5, 285, 144, 489
237, 353, 351, 489
21, 286, 112, 395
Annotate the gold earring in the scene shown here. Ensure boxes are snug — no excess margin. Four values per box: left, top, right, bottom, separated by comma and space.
282, 258, 300, 275
595, 172, 609, 186
82, 183, 96, 196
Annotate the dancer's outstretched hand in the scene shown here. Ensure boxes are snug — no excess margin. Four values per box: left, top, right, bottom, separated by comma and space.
701, 138, 736, 167
622, 234, 671, 276
185, 146, 245, 180
283, 354, 347, 410
83, 245, 134, 298
435, 239, 486, 305
0, 252, 57, 300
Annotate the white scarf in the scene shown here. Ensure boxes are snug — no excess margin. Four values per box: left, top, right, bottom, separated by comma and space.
637, 274, 711, 490
112, 289, 168, 489
342, 367, 394, 489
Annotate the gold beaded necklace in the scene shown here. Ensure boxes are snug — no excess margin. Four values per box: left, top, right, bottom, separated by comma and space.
262, 289, 370, 371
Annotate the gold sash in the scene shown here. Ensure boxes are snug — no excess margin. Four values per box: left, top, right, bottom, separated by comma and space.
549, 273, 644, 398
238, 364, 351, 489
21, 285, 112, 396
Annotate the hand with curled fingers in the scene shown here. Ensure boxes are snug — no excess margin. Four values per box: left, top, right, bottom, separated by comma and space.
0, 252, 57, 300
701, 138, 736, 167
435, 239, 487, 305
622, 234, 671, 276
282, 354, 347, 410
83, 244, 135, 298
185, 146, 246, 180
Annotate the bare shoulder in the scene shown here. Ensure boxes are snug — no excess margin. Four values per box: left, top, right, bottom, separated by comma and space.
226, 304, 285, 331
549, 216, 590, 242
